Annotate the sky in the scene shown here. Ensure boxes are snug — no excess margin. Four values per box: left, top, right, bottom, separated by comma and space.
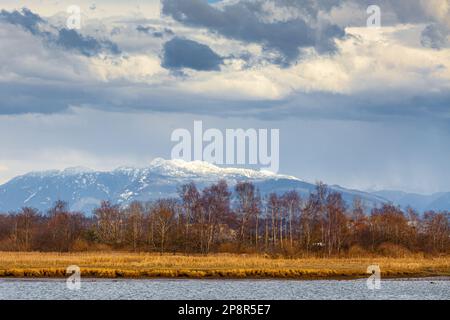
0, 0, 449, 194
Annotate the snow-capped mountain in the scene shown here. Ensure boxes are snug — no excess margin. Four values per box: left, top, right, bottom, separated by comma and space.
0, 158, 389, 214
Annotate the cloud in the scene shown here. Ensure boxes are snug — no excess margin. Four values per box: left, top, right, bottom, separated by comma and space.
302, 0, 450, 50
0, 8, 120, 57
419, 0, 450, 49
0, 7, 43, 34
136, 25, 173, 38
259, 90, 450, 123
331, 0, 450, 49
327, 0, 441, 25
136, 25, 156, 34
0, 3, 449, 123
161, 0, 345, 65
1, 18, 449, 121
56, 28, 120, 56
421, 23, 449, 49
162, 37, 224, 71
392, 0, 450, 49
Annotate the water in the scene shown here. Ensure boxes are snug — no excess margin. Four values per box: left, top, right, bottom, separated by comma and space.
0, 278, 448, 300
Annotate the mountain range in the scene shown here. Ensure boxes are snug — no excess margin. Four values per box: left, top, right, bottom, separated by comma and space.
0, 158, 448, 214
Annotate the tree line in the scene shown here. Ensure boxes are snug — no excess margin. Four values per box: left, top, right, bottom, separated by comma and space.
0, 181, 448, 256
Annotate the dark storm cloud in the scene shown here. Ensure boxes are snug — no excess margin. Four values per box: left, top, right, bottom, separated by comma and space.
0, 77, 271, 115
162, 0, 345, 65
0, 3, 448, 120
2, 73, 449, 127
56, 28, 120, 56
162, 37, 223, 71
262, 90, 450, 123
163, 0, 450, 55
0, 8, 120, 56
0, 7, 43, 34
0, 81, 100, 115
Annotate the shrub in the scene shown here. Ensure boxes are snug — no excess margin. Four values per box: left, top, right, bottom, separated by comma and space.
348, 245, 368, 257
377, 243, 411, 257
71, 239, 90, 252
88, 243, 113, 251
218, 242, 238, 253
0, 238, 15, 251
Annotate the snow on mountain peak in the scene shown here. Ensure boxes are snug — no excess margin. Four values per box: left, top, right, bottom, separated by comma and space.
62, 166, 94, 175
0, 158, 396, 214
24, 166, 94, 178
148, 158, 301, 181
13, 158, 299, 183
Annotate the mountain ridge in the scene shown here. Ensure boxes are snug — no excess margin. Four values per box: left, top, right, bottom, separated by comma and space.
371, 189, 450, 212
0, 158, 448, 214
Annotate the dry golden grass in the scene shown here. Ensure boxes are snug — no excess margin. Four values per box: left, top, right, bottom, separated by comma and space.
0, 251, 449, 279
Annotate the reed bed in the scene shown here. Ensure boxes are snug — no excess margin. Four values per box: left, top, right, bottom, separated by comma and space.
0, 252, 448, 279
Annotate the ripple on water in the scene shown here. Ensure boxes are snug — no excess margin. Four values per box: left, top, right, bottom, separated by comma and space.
0, 278, 448, 300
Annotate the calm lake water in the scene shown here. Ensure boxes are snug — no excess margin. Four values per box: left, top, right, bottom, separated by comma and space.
0, 278, 448, 300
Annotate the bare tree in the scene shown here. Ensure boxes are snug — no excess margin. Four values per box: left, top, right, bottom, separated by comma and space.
44, 201, 84, 252
324, 192, 347, 255
14, 207, 39, 251
151, 199, 176, 253
423, 211, 449, 253
179, 182, 201, 252
0, 181, 447, 256
282, 191, 301, 248
124, 201, 145, 251
201, 180, 231, 253
235, 182, 260, 250
94, 201, 124, 247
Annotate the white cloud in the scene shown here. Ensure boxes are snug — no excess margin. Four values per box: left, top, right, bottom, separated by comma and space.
166, 24, 450, 100
89, 55, 168, 83
0, 0, 161, 20
1, 2, 449, 107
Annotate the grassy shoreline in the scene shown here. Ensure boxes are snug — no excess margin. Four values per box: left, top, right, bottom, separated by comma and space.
0, 252, 449, 279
